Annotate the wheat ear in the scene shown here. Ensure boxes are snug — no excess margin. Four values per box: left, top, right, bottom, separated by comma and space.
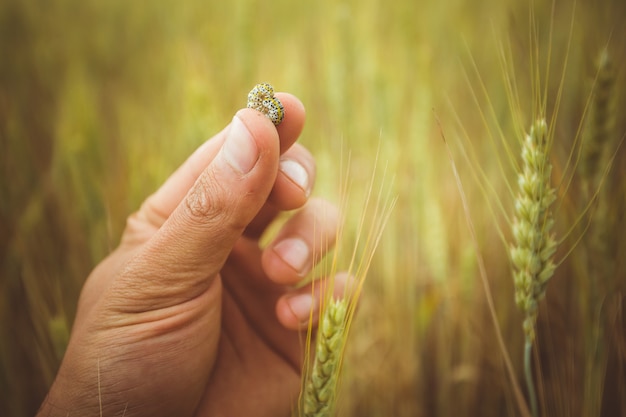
302, 298, 348, 417
510, 118, 557, 340
581, 49, 618, 284
580, 49, 616, 196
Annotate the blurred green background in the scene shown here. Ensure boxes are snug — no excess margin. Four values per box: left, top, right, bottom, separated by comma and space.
1, 0, 625, 416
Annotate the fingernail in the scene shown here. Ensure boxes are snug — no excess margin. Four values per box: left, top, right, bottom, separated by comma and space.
221, 115, 258, 174
286, 293, 314, 321
273, 237, 310, 275
279, 158, 310, 195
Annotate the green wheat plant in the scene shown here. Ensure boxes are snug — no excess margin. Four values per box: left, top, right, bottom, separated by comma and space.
510, 118, 557, 417
448, 4, 617, 416
298, 153, 396, 417
577, 46, 624, 417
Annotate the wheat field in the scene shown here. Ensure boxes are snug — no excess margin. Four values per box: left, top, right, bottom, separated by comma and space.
1, 0, 625, 416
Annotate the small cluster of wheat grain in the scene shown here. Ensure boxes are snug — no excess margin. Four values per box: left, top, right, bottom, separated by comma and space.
510, 118, 557, 341
302, 298, 348, 417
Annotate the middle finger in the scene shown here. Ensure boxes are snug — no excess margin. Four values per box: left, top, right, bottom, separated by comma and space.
243, 143, 316, 239
261, 198, 339, 286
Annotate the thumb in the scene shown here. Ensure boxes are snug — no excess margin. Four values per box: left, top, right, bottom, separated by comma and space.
115, 110, 280, 309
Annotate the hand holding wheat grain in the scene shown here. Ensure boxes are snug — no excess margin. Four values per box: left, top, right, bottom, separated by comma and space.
36, 93, 346, 417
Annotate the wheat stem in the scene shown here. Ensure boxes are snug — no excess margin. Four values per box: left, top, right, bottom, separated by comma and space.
524, 338, 538, 417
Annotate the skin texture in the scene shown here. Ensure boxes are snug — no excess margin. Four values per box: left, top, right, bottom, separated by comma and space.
37, 94, 344, 417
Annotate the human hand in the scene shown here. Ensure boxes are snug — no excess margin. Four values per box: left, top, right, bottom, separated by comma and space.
37, 93, 344, 417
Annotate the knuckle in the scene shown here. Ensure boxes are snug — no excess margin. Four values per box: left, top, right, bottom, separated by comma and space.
184, 170, 230, 222
183, 170, 253, 233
